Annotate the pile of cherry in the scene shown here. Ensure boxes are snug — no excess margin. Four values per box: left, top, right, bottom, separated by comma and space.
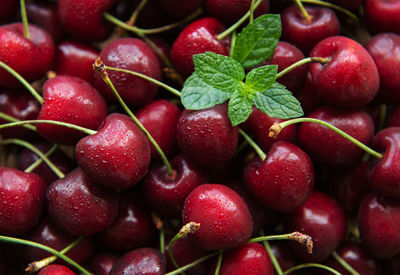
1, 0, 400, 274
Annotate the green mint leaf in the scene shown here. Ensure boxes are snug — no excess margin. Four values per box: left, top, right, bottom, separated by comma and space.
232, 14, 281, 68
228, 89, 253, 126
193, 52, 245, 93
252, 83, 304, 119
245, 65, 278, 92
181, 73, 232, 110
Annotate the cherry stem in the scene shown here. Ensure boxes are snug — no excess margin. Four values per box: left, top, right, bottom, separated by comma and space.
378, 103, 387, 132
166, 251, 220, 275
332, 251, 360, 275
94, 59, 174, 175
248, 232, 313, 254
260, 230, 283, 275
141, 35, 174, 69
249, 0, 256, 22
229, 32, 237, 57
0, 139, 65, 178
26, 236, 84, 273
238, 128, 266, 161
0, 61, 43, 104
291, 0, 358, 22
24, 144, 58, 173
126, 0, 149, 27
217, 0, 263, 40
0, 111, 37, 131
0, 235, 92, 275
214, 251, 223, 275
276, 57, 330, 79
295, 0, 311, 22
269, 118, 383, 159
104, 65, 182, 97
0, 120, 96, 135
152, 213, 165, 254
20, 0, 30, 39
283, 263, 341, 275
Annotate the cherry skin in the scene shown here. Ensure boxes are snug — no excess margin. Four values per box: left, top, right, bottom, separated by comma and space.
46, 168, 119, 236
281, 5, 340, 54
109, 248, 166, 275
0, 167, 46, 236
143, 154, 207, 218
309, 36, 380, 108
171, 17, 230, 77
36, 75, 108, 145
359, 192, 400, 258
219, 243, 273, 275
244, 141, 314, 212
87, 253, 118, 275
76, 113, 151, 189
365, 0, 400, 34
37, 264, 75, 275
284, 191, 347, 262
94, 38, 161, 108
182, 184, 253, 251
159, 0, 203, 18
176, 104, 238, 167
55, 41, 99, 84
0, 23, 54, 88
296, 71, 322, 115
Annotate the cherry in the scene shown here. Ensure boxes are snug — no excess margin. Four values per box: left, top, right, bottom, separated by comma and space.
159, 0, 203, 18
284, 191, 347, 262
364, 0, 400, 34
281, 5, 340, 54
109, 248, 166, 275
87, 253, 118, 275
0, 167, 46, 236
46, 168, 119, 236
269, 241, 295, 273
182, 184, 253, 251
143, 154, 207, 218
176, 104, 238, 167
359, 192, 400, 258
76, 113, 151, 189
55, 41, 99, 84
38, 264, 75, 275
94, 38, 161, 108
244, 141, 314, 213
171, 17, 230, 77
309, 36, 379, 108
298, 106, 375, 167
0, 23, 54, 88
296, 71, 322, 115
0, 0, 18, 21
219, 242, 273, 275
36, 75, 108, 145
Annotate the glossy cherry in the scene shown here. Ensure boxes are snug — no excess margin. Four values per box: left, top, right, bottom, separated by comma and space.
87, 253, 118, 275
365, 0, 400, 34
37, 264, 75, 275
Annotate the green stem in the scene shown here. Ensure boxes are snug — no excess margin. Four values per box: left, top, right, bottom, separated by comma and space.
168, 234, 184, 273
165, 251, 220, 275
214, 251, 223, 275
283, 263, 341, 275
271, 118, 383, 159
332, 251, 360, 275
229, 31, 237, 57
260, 230, 283, 275
295, 0, 311, 21
0, 139, 65, 178
216, 0, 263, 40
127, 0, 149, 26
378, 103, 387, 131
160, 227, 165, 254
0, 235, 92, 275
248, 233, 301, 243
0, 61, 43, 104
238, 128, 266, 161
24, 144, 58, 173
250, 0, 256, 22
0, 112, 37, 131
293, 0, 358, 22
20, 0, 30, 39
105, 65, 181, 97
276, 57, 330, 79
0, 120, 96, 135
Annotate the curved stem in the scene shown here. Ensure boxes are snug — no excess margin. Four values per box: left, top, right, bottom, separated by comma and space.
238, 128, 266, 161
214, 251, 223, 275
0, 120, 96, 135
270, 118, 383, 159
249, 232, 313, 254
332, 251, 360, 275
260, 230, 283, 275
127, 0, 149, 26
0, 61, 43, 104
20, 0, 30, 39
0, 235, 92, 275
0, 112, 37, 131
0, 139, 65, 178
283, 263, 341, 275
216, 0, 263, 40
293, 0, 358, 22
166, 251, 220, 275
24, 144, 58, 173
276, 57, 330, 79
295, 0, 311, 21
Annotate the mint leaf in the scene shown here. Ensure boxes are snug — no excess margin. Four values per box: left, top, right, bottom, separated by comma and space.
245, 65, 278, 92
181, 74, 232, 110
232, 14, 281, 68
252, 83, 303, 119
228, 89, 253, 126
193, 52, 245, 93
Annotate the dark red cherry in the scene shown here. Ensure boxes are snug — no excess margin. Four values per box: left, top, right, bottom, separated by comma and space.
87, 253, 118, 275
365, 0, 400, 34
281, 5, 340, 54
76, 113, 151, 189
219, 243, 273, 275
143, 154, 207, 218
269, 241, 295, 273
244, 141, 314, 212
55, 41, 99, 84
36, 75, 107, 145
284, 191, 347, 262
171, 17, 230, 77
38, 264, 75, 275
159, 0, 203, 18
46, 168, 119, 236
359, 192, 400, 258
0, 0, 18, 21
296, 71, 322, 115
0, 23, 54, 88
0, 167, 46, 235
182, 184, 253, 251
298, 106, 374, 167
109, 248, 166, 275
176, 104, 238, 167
309, 36, 379, 108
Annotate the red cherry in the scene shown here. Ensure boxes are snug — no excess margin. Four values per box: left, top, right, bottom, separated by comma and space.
38, 264, 75, 275
87, 253, 118, 275
365, 0, 400, 34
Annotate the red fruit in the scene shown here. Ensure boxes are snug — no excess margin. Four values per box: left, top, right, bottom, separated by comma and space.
365, 0, 400, 34
87, 253, 118, 275
38, 264, 75, 275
